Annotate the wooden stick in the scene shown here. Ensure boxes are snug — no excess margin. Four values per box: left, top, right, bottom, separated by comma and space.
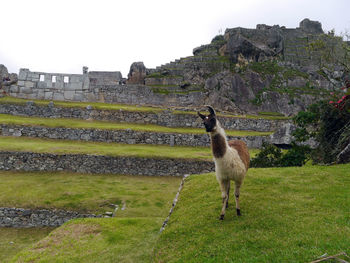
310, 252, 347, 263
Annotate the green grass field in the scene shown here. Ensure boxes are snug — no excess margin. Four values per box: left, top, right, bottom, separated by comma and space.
9, 164, 350, 262
0, 113, 273, 137
154, 164, 350, 262
0, 171, 181, 216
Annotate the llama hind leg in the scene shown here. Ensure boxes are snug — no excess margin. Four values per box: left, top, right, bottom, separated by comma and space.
234, 182, 242, 216
226, 182, 230, 208
219, 180, 230, 220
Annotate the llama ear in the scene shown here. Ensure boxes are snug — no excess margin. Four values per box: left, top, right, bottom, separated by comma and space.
206, 105, 216, 116
197, 112, 206, 120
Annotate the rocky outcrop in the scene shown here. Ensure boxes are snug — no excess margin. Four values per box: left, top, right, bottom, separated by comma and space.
127, 62, 147, 84
299, 18, 323, 34
0, 65, 17, 94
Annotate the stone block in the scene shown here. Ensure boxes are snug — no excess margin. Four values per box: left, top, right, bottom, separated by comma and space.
64, 91, 75, 100
64, 82, 83, 91
17, 80, 25, 86
24, 81, 34, 88
69, 75, 84, 83
10, 85, 19, 93
53, 81, 63, 89
73, 93, 84, 101
20, 87, 33, 94
52, 92, 64, 101
44, 92, 53, 100
37, 81, 47, 89
18, 69, 28, 80
37, 90, 45, 99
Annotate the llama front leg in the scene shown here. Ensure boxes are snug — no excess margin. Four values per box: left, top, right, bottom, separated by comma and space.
219, 180, 230, 220
234, 182, 242, 216
226, 182, 230, 208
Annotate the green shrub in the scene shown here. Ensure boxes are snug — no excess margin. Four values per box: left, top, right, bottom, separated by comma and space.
250, 142, 282, 168
293, 94, 350, 164
250, 142, 310, 168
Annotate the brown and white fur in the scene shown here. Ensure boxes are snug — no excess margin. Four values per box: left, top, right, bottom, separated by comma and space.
198, 106, 250, 220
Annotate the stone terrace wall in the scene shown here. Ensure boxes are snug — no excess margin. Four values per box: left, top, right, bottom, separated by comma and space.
0, 207, 101, 227
0, 152, 214, 176
0, 124, 268, 148
0, 101, 289, 132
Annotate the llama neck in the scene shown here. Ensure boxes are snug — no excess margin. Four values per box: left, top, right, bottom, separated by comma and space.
210, 122, 228, 159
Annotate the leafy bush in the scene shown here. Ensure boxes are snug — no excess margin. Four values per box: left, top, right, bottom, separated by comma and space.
293, 93, 350, 164
250, 142, 282, 168
250, 142, 310, 168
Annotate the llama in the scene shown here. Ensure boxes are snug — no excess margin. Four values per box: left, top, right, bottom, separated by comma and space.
198, 106, 250, 220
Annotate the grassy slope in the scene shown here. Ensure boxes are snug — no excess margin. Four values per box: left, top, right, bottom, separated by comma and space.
0, 228, 53, 263
0, 113, 273, 137
12, 218, 162, 263
154, 164, 350, 262
0, 96, 289, 120
0, 136, 260, 161
11, 165, 350, 262
0, 171, 181, 215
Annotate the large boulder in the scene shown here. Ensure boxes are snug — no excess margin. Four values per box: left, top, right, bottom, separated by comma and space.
299, 18, 323, 34
269, 123, 295, 146
0, 65, 17, 96
127, 62, 147, 84
0, 64, 9, 81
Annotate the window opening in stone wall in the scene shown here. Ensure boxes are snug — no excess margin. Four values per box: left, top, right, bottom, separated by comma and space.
39, 75, 45, 81
52, 76, 56, 83
64, 76, 69, 83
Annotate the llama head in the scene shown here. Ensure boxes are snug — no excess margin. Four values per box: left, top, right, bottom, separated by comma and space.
197, 105, 217, 132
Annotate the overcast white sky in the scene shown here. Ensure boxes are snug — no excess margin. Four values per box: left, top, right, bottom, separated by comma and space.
1, 0, 349, 77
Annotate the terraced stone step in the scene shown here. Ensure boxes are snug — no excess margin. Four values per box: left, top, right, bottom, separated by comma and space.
0, 151, 214, 176
0, 207, 101, 228
0, 97, 289, 131
0, 124, 268, 148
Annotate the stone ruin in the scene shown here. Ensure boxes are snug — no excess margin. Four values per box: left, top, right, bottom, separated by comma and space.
1, 18, 348, 116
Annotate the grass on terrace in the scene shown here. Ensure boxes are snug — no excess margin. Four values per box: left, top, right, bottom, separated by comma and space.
0, 136, 260, 160
154, 164, 350, 262
0, 96, 164, 113
0, 228, 54, 263
0, 136, 213, 160
0, 96, 290, 120
1, 170, 181, 262
0, 113, 273, 137
0, 171, 181, 216
10, 164, 350, 262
